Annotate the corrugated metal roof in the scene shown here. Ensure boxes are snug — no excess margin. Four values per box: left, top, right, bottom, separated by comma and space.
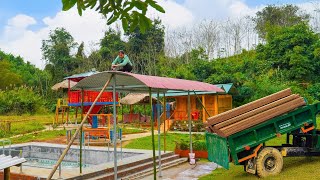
215, 83, 234, 93
73, 71, 224, 93
0, 155, 26, 169
64, 69, 99, 81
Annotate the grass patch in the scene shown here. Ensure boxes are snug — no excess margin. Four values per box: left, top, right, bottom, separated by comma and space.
199, 157, 320, 180
0, 114, 55, 125
0, 121, 45, 138
8, 130, 67, 144
118, 124, 147, 134
124, 133, 205, 151
121, 127, 146, 134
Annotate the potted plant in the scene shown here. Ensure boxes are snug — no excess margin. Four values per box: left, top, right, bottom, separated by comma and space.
174, 139, 208, 158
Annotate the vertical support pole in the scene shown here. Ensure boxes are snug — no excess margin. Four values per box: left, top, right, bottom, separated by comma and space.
108, 115, 111, 137
80, 88, 84, 174
188, 91, 192, 153
215, 95, 219, 115
149, 88, 157, 180
66, 107, 70, 125
62, 108, 65, 125
75, 107, 78, 125
4, 167, 10, 180
202, 95, 206, 122
113, 76, 118, 180
130, 105, 133, 122
143, 104, 146, 127
121, 104, 124, 125
120, 129, 123, 160
157, 90, 162, 177
20, 150, 22, 174
163, 93, 166, 153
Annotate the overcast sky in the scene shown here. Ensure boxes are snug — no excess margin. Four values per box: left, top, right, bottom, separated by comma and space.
0, 0, 317, 68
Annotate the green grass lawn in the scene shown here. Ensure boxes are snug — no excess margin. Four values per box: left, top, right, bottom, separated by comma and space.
118, 124, 147, 134
0, 115, 53, 138
0, 114, 55, 125
199, 156, 320, 180
124, 133, 205, 151
7, 130, 67, 144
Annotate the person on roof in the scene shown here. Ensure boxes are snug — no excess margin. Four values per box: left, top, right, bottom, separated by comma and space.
111, 50, 133, 72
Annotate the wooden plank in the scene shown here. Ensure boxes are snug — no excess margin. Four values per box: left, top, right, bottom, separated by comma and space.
206, 88, 292, 126
220, 98, 305, 137
213, 94, 299, 130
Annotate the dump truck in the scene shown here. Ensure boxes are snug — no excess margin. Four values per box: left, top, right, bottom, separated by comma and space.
205, 89, 320, 177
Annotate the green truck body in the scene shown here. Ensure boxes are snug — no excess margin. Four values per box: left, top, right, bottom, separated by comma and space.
206, 102, 320, 170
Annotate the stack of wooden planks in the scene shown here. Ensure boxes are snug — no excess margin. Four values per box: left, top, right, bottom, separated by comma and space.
205, 88, 306, 137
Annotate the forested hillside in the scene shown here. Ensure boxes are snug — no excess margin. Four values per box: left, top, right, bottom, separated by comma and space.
1, 4, 320, 114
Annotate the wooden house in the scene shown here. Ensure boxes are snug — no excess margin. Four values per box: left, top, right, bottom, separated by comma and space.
164, 83, 236, 122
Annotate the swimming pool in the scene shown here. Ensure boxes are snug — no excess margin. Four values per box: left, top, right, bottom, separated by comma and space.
1, 144, 142, 169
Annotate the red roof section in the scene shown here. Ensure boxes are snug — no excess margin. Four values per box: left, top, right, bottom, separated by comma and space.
119, 72, 224, 92
73, 71, 224, 93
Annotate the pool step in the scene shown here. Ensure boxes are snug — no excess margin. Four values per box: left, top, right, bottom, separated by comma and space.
90, 153, 184, 180
67, 152, 176, 180
123, 157, 188, 180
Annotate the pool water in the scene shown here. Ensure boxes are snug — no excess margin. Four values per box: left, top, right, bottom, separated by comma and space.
25, 157, 89, 169
1, 144, 142, 169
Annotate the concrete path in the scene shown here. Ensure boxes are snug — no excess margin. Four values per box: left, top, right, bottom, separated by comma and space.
141, 161, 219, 180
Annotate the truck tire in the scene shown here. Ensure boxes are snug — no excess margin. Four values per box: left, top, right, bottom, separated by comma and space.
256, 147, 283, 178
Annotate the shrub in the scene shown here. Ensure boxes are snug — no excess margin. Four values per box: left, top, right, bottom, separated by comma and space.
175, 139, 207, 151
0, 87, 47, 115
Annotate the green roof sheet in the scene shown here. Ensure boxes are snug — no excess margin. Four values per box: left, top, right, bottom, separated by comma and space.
152, 83, 234, 97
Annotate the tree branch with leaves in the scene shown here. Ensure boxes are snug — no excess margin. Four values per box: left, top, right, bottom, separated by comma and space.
62, 0, 165, 33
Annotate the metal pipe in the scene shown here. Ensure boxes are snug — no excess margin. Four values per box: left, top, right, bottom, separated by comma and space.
2, 141, 4, 155
47, 74, 114, 180
108, 140, 110, 161
112, 75, 118, 180
120, 129, 123, 160
163, 93, 166, 153
157, 90, 162, 177
9, 140, 11, 156
149, 87, 157, 180
19, 150, 22, 173
88, 132, 90, 148
59, 160, 62, 179
188, 91, 192, 153
80, 88, 84, 174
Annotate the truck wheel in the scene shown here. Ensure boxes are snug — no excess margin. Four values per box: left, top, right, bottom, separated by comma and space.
256, 147, 283, 178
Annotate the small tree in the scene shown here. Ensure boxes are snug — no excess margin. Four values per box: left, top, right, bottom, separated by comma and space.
253, 4, 310, 39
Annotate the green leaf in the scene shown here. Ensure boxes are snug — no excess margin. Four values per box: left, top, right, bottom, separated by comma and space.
62, 0, 78, 11
138, 14, 151, 33
129, 14, 139, 32
107, 13, 119, 25
122, 18, 129, 31
123, 4, 135, 13
133, 1, 147, 11
147, 0, 165, 13
87, 0, 97, 8
77, 0, 84, 16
